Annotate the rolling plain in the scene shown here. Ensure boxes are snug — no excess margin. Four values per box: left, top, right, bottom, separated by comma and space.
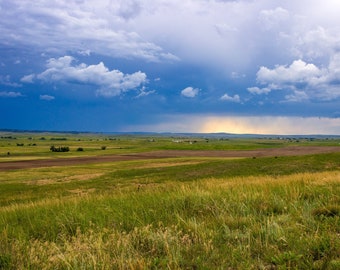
0, 132, 339, 269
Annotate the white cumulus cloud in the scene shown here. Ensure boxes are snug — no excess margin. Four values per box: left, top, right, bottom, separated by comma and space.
220, 93, 241, 103
252, 56, 340, 101
35, 56, 147, 97
181, 87, 199, 98
257, 60, 323, 85
247, 87, 271, 95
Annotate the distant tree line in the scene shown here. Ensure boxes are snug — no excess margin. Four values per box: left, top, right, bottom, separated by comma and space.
49, 145, 106, 152
39, 137, 68, 141
50, 145, 70, 152
0, 136, 17, 139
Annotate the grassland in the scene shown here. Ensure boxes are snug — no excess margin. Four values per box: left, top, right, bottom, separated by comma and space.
0, 132, 339, 269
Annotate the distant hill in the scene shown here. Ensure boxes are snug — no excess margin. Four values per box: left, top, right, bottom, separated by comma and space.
1, 129, 340, 139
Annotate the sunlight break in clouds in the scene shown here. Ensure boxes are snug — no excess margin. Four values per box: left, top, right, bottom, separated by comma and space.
199, 116, 340, 135
128, 115, 340, 135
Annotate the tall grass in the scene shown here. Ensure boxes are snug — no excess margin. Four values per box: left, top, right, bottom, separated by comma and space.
1, 170, 339, 269
1, 133, 339, 269
1, 153, 339, 207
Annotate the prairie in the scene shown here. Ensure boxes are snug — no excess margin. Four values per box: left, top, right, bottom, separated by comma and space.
0, 133, 339, 269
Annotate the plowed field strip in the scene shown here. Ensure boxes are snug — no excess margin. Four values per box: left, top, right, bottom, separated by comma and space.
0, 146, 339, 171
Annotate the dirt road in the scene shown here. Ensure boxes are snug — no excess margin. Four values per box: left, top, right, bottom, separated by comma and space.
0, 146, 339, 171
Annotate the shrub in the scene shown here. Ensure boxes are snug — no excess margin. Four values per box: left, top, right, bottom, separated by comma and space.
101, 146, 107, 150
76, 147, 84, 152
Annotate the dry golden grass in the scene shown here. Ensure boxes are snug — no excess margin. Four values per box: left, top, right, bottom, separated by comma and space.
26, 173, 104, 186
2, 169, 339, 269
196, 170, 340, 190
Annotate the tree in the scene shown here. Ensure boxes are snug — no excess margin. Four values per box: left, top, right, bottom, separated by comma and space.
50, 145, 70, 152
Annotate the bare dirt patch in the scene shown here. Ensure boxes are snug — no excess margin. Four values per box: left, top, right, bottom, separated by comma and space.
0, 146, 339, 171
134, 160, 204, 169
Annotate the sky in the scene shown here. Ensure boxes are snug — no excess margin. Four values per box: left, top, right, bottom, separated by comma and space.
1, 0, 340, 134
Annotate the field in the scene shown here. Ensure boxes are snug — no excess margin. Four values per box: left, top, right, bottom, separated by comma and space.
0, 132, 339, 269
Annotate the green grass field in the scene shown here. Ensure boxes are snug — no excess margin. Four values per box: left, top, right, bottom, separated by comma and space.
1, 132, 339, 160
0, 132, 339, 269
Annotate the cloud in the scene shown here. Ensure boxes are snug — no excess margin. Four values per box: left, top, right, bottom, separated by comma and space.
2, 0, 340, 71
220, 93, 240, 103
293, 26, 340, 61
214, 23, 238, 37
253, 57, 340, 101
259, 7, 290, 30
77, 49, 91, 56
21, 74, 35, 83
257, 60, 322, 85
247, 87, 271, 95
284, 90, 309, 103
40, 94, 55, 101
35, 56, 147, 97
135, 87, 155, 98
181, 87, 199, 98
0, 1, 178, 62
116, 0, 142, 20
0, 91, 23, 98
